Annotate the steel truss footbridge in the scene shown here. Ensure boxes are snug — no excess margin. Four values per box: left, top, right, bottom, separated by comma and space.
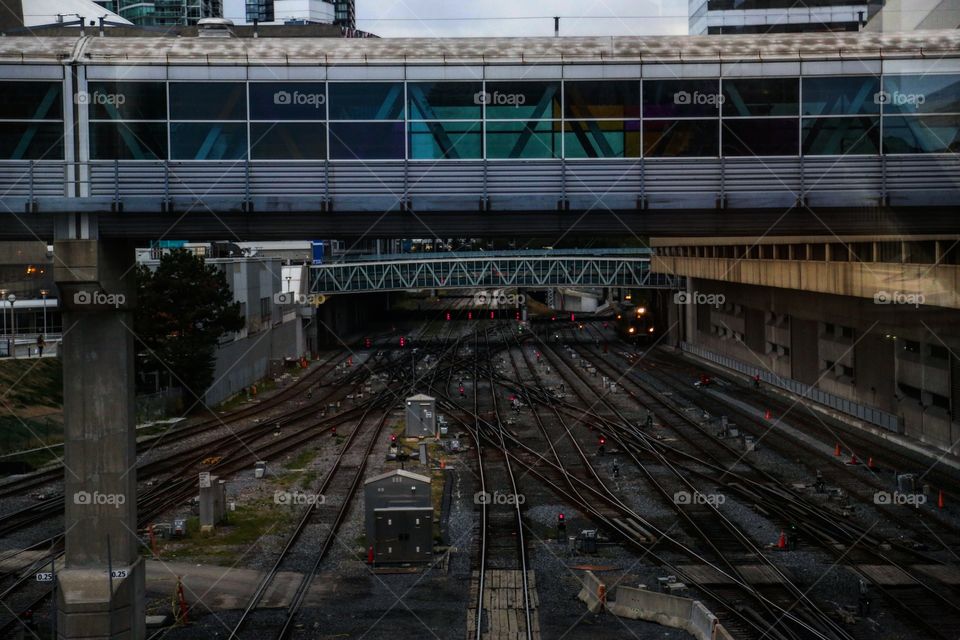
309, 248, 675, 295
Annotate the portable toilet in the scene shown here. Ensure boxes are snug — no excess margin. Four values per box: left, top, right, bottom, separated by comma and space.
405, 394, 436, 438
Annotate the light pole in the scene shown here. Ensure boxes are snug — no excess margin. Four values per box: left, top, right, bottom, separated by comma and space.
40, 289, 49, 338
0, 289, 6, 337
7, 294, 15, 340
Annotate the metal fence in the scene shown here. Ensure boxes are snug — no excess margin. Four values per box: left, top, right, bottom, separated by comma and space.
681, 341, 904, 434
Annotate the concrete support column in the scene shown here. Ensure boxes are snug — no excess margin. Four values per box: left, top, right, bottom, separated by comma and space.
54, 239, 144, 640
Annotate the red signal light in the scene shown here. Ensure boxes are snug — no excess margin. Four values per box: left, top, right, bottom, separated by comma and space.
490, 311, 495, 320
570, 313, 576, 322
446, 312, 451, 321
558, 513, 565, 521
399, 337, 406, 347
468, 311, 473, 320
515, 311, 521, 321
364, 337, 372, 348
599, 436, 606, 446
390, 434, 397, 444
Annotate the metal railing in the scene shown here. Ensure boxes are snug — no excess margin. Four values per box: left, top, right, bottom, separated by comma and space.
681, 341, 904, 433
1, 155, 959, 211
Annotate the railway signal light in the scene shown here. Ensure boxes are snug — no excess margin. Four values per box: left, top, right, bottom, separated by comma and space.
446, 312, 451, 321
390, 434, 397, 445
570, 313, 576, 322
551, 315, 556, 321
557, 512, 566, 535
468, 311, 473, 320
490, 310, 495, 320
515, 311, 521, 321
598, 435, 606, 456
399, 336, 406, 348
364, 337, 372, 348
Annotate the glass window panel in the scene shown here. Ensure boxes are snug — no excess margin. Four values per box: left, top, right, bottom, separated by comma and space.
329, 122, 404, 159
0, 122, 63, 159
251, 122, 326, 159
565, 81, 641, 119
409, 121, 482, 159
87, 81, 167, 120
486, 120, 560, 159
723, 118, 799, 156
170, 82, 246, 120
723, 78, 799, 117
250, 83, 326, 120
90, 122, 167, 160
563, 120, 641, 158
882, 74, 960, 115
643, 120, 719, 157
328, 83, 404, 120
408, 82, 483, 120
484, 82, 561, 120
802, 117, 880, 155
882, 115, 960, 154
170, 123, 247, 160
802, 76, 880, 116
643, 79, 722, 119
0, 81, 62, 120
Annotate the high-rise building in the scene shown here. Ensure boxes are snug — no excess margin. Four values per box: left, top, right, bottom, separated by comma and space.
245, 0, 273, 22
865, 0, 960, 31
334, 0, 355, 29
93, 0, 223, 26
689, 0, 882, 35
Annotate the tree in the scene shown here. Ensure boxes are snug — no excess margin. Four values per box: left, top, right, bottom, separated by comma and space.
135, 250, 245, 408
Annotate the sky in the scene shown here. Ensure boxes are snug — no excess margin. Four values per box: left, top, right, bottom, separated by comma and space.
355, 0, 690, 37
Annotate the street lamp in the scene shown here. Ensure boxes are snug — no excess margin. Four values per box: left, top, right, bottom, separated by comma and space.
7, 294, 15, 339
40, 289, 49, 339
0, 289, 6, 336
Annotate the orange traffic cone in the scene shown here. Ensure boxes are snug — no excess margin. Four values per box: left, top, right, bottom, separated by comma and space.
867, 457, 875, 469
764, 409, 772, 421
938, 489, 945, 509
777, 531, 787, 549
834, 443, 842, 457
849, 453, 859, 465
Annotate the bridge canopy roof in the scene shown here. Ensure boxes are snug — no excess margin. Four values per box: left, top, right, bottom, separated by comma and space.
3, 30, 959, 65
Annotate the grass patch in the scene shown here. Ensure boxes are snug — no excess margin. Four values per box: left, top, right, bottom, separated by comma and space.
0, 415, 63, 457
283, 447, 318, 471
158, 504, 296, 561
0, 357, 62, 410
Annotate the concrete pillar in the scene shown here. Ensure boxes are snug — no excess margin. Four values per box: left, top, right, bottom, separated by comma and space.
54, 239, 145, 640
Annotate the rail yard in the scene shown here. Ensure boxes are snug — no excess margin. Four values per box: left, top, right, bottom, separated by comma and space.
1, 299, 957, 640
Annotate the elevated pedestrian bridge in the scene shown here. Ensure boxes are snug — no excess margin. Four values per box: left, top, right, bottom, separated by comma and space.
309, 248, 676, 295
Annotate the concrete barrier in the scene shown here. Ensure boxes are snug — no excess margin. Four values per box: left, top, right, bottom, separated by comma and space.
607, 585, 731, 640
689, 601, 718, 640
576, 570, 606, 614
